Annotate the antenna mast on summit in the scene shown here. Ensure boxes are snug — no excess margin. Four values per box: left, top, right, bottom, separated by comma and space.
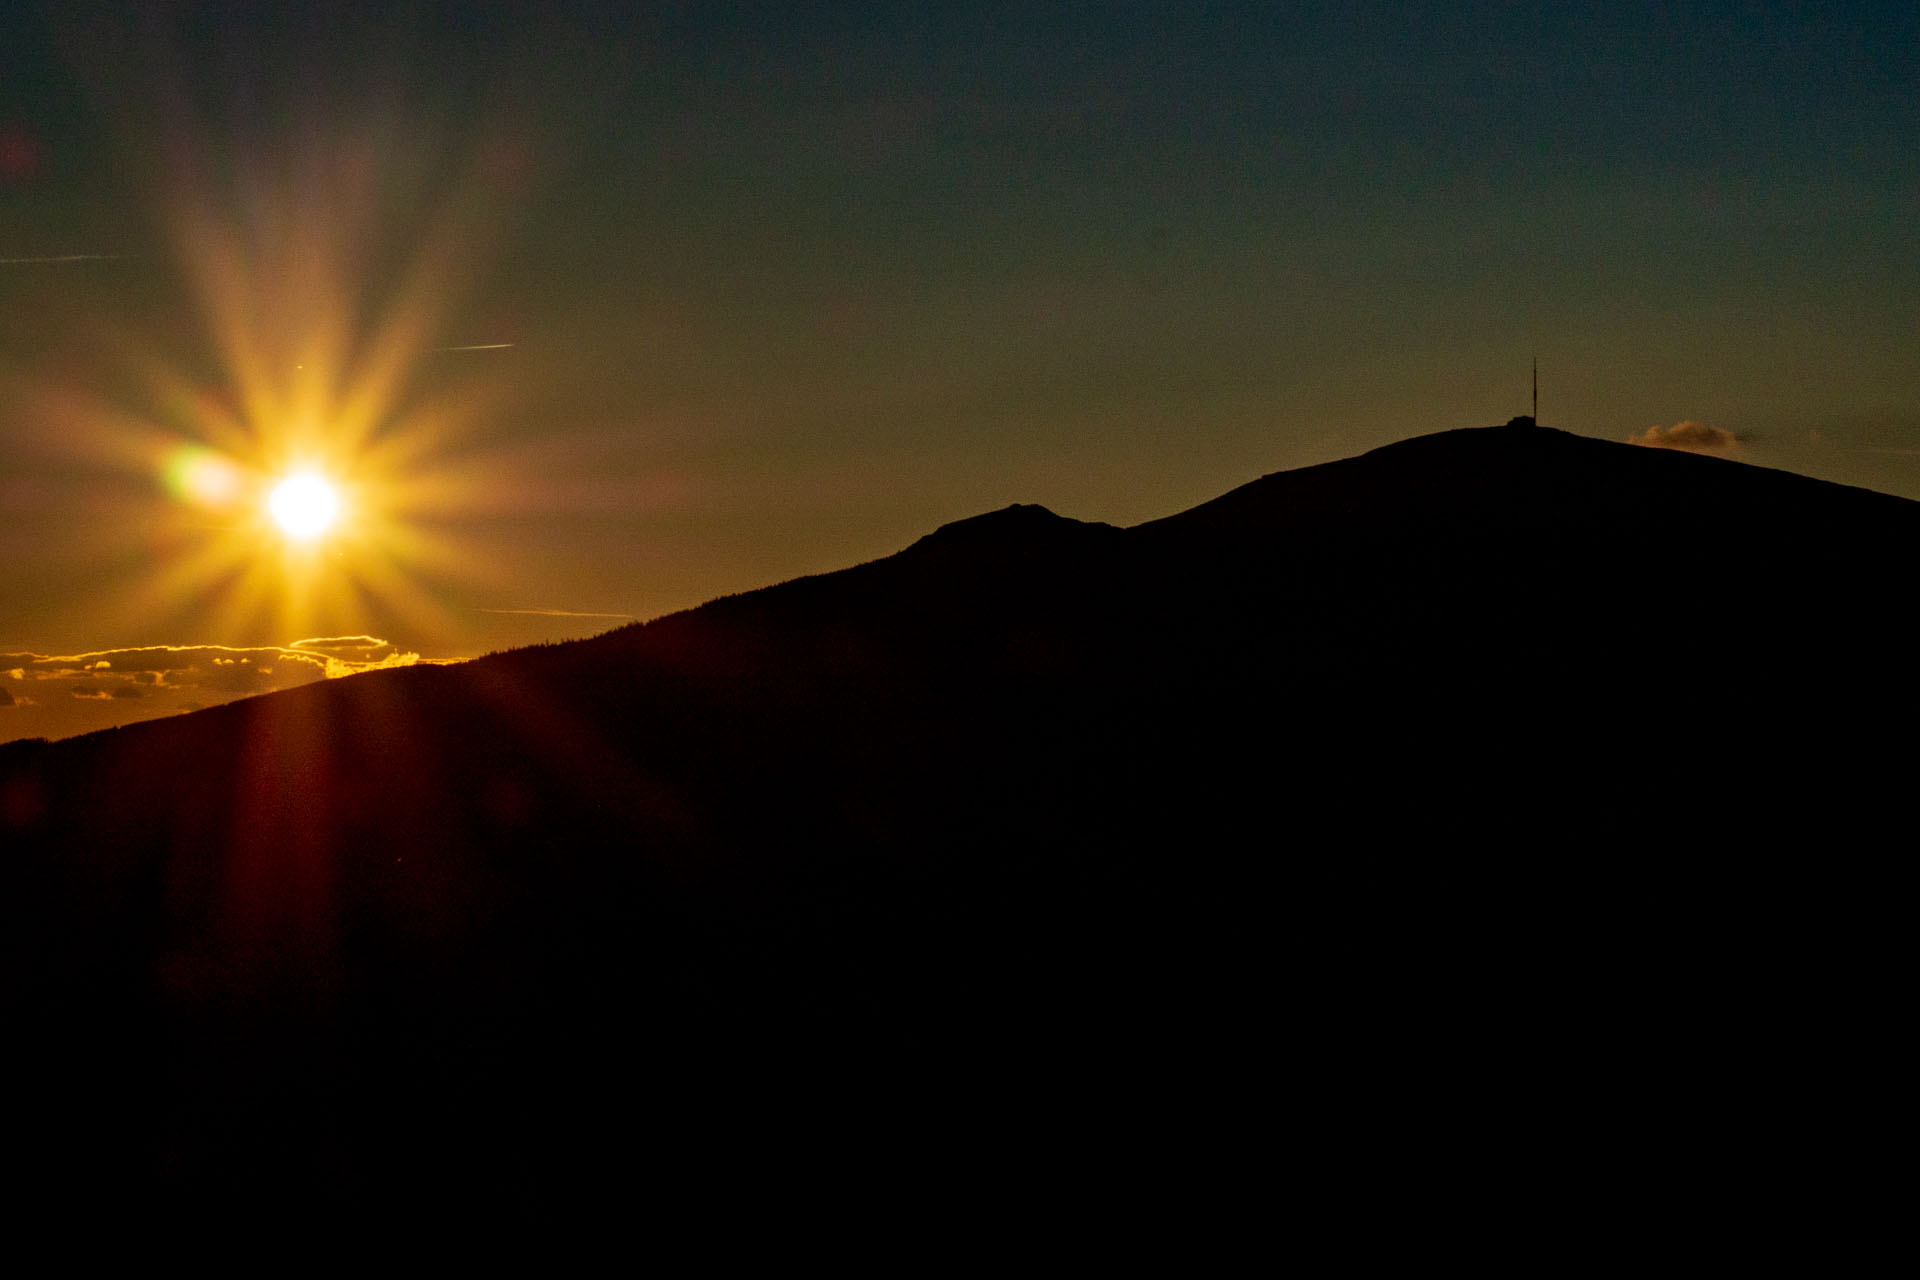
1532, 357, 1538, 423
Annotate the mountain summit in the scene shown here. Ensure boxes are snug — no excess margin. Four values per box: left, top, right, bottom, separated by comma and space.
4, 423, 1908, 1232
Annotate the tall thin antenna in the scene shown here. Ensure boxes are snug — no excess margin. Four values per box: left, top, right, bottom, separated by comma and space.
1532, 357, 1538, 423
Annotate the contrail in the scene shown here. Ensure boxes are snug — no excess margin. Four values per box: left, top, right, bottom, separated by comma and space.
437, 342, 515, 351
0, 253, 126, 265
478, 608, 636, 619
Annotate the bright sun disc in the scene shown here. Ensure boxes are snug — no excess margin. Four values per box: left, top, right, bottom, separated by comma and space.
268, 472, 341, 540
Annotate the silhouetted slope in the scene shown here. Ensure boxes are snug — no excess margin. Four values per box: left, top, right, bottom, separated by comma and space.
2, 424, 1910, 1236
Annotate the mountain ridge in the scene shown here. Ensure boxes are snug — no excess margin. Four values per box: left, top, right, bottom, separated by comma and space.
2, 421, 1909, 1232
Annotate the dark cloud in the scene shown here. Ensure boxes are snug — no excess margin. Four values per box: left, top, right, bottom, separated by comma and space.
0, 686, 13, 708
1628, 422, 1741, 455
196, 658, 311, 694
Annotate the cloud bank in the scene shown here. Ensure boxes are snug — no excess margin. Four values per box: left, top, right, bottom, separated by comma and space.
1628, 421, 1741, 455
0, 638, 450, 743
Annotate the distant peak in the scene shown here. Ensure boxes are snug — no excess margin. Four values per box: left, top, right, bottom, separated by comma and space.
921, 503, 1065, 541
907, 502, 1119, 557
1355, 421, 1586, 461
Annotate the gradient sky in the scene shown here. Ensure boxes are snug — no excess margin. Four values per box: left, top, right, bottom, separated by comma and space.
3, 2, 1916, 740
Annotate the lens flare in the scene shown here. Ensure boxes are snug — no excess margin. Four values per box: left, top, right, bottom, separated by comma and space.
162, 445, 246, 510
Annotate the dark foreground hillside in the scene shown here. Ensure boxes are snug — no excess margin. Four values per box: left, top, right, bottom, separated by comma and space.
3, 423, 1909, 1241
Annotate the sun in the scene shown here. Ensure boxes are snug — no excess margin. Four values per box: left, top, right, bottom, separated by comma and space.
81, 101, 535, 646
267, 471, 342, 541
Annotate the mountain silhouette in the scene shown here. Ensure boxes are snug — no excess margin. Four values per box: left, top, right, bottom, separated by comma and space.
3, 423, 1907, 1238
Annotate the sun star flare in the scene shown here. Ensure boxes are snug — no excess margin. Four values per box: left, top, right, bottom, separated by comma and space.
268, 472, 342, 541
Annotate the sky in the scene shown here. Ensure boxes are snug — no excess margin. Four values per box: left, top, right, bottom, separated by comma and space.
2, 1, 1916, 741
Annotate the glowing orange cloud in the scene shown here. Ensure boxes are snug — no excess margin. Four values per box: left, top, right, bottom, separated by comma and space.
1628, 421, 1741, 455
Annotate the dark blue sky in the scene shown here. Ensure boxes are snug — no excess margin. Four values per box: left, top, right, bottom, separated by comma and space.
2, 2, 1916, 735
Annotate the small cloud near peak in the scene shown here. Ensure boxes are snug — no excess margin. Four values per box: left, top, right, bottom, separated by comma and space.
1628, 421, 1741, 455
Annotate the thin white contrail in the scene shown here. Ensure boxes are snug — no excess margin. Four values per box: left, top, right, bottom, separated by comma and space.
0, 253, 126, 265
436, 342, 516, 351
478, 609, 636, 619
